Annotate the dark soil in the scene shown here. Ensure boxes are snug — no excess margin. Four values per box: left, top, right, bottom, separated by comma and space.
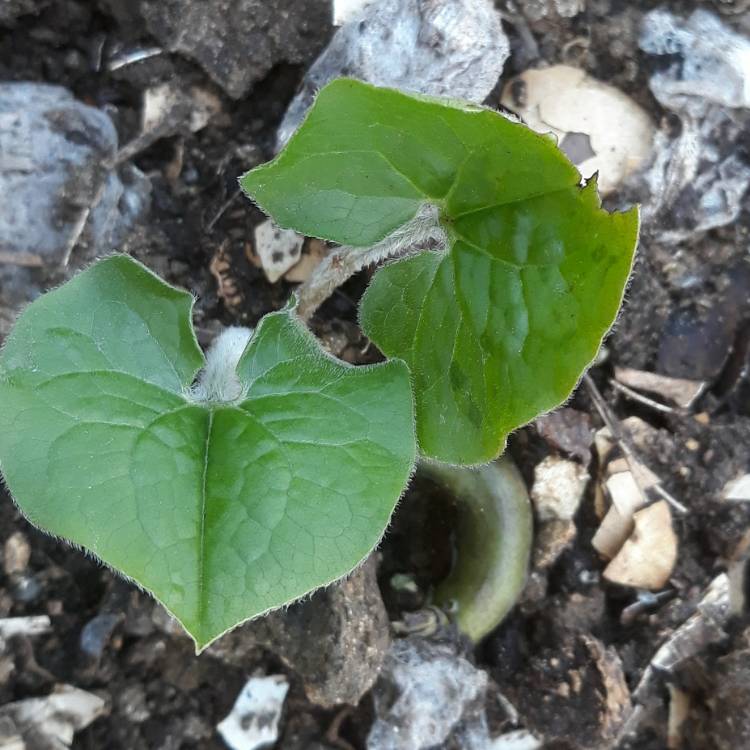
1, 1, 750, 749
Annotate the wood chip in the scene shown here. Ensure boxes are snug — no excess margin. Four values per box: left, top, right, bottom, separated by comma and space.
592, 471, 648, 559
603, 501, 677, 589
284, 239, 329, 283
614, 366, 705, 409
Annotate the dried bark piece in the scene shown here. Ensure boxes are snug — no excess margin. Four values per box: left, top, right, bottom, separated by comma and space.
603, 501, 677, 589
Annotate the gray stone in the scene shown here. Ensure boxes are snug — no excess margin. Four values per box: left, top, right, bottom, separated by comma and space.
208, 557, 390, 708
367, 636, 490, 750
277, 0, 509, 148
139, 0, 331, 99
0, 83, 150, 337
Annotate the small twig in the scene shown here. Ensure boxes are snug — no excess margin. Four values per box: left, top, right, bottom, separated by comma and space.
206, 189, 241, 232
609, 379, 677, 415
584, 374, 688, 515
113, 121, 175, 166
325, 706, 356, 750
107, 46, 163, 72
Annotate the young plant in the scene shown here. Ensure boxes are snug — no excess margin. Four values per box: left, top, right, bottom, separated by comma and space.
0, 79, 637, 650
242, 79, 638, 464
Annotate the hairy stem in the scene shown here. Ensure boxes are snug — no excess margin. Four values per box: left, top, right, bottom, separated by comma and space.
419, 456, 533, 641
295, 203, 447, 322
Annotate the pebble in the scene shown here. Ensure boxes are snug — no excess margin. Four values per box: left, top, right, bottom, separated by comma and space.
3, 533, 30, 576
79, 613, 122, 659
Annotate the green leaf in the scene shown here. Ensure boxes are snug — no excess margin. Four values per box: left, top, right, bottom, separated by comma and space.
241, 79, 638, 464
0, 256, 415, 650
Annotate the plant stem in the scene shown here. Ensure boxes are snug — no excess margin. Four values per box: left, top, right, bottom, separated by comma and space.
418, 456, 533, 642
295, 203, 446, 321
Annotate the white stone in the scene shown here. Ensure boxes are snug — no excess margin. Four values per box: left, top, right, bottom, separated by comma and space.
217, 675, 289, 750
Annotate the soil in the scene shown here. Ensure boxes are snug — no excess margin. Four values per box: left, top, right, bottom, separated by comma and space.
1, 1, 750, 749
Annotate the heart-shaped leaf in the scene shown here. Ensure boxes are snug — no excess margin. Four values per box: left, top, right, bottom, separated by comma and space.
0, 256, 415, 650
241, 79, 638, 464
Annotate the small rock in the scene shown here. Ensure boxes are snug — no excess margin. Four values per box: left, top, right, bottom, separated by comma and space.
278, 0, 509, 148
254, 219, 305, 284
0, 684, 106, 747
208, 557, 389, 708
0, 616, 51, 639
640, 9, 750, 116
0, 83, 150, 335
11, 575, 42, 604
0, 83, 147, 270
603, 501, 677, 589
534, 408, 594, 464
139, 0, 331, 99
367, 637, 488, 750
723, 474, 750, 502
501, 65, 655, 194
3, 533, 30, 576
79, 613, 123, 659
0, 715, 24, 750
530, 456, 589, 522
115, 684, 150, 724
142, 83, 223, 136
489, 730, 543, 749
533, 519, 577, 570
217, 675, 289, 750
333, 0, 369, 25
632, 10, 750, 240
657, 305, 738, 381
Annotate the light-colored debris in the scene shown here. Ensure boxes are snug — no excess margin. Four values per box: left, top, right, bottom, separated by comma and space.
603, 501, 677, 589
0, 616, 52, 639
283, 239, 329, 284
533, 519, 577, 570
0, 716, 24, 750
254, 219, 305, 284
640, 9, 750, 116
209, 242, 243, 314
584, 635, 632, 740
723, 474, 750, 502
0, 685, 106, 747
367, 637, 488, 750
530, 456, 589, 522
614, 367, 705, 410
333, 0, 371, 25
501, 65, 655, 194
3, 532, 30, 576
617, 574, 731, 743
278, 0, 509, 148
592, 471, 648, 559
217, 675, 289, 750
667, 684, 690, 750
606, 459, 661, 490
635, 10, 750, 240
142, 83, 222, 135
488, 730, 543, 750
594, 426, 616, 465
